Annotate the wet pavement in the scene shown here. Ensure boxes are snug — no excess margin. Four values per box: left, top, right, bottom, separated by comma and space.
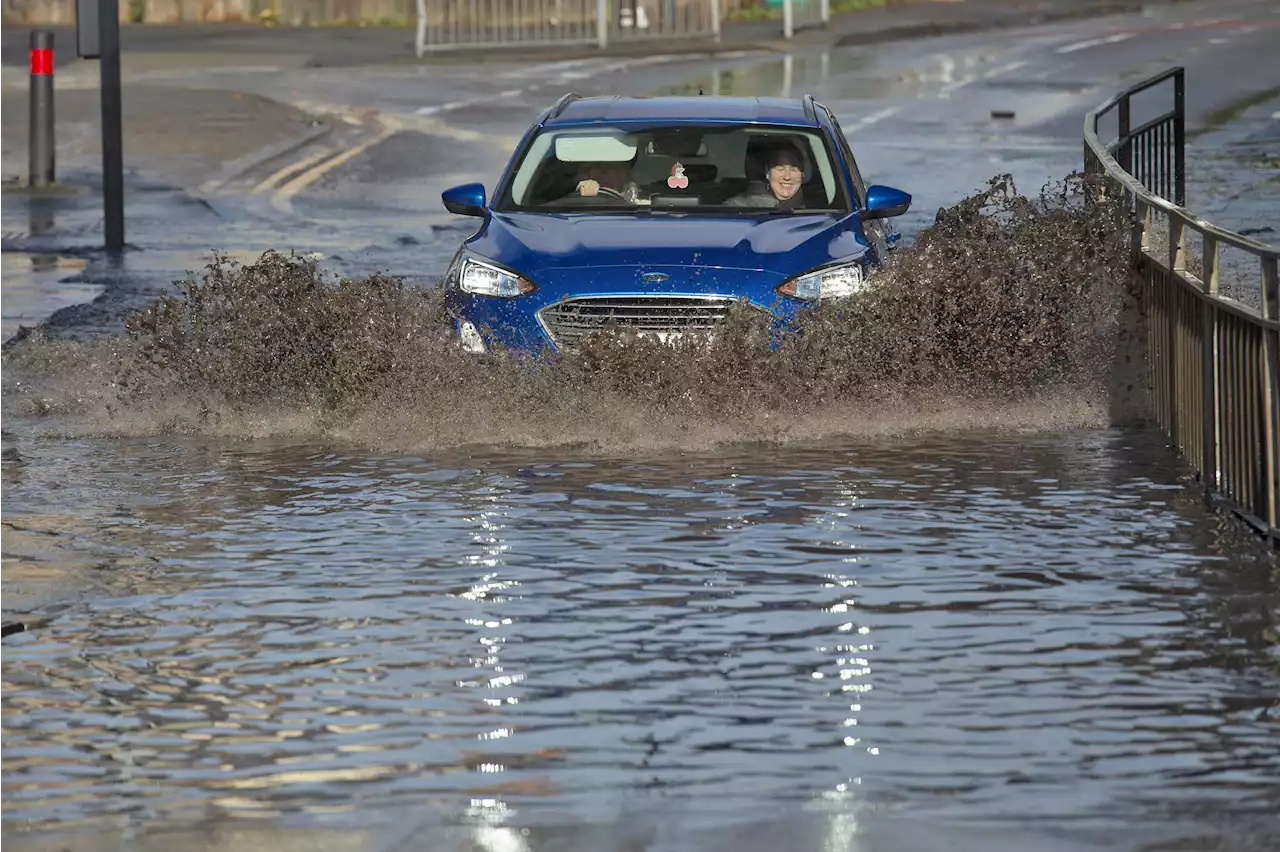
1, 252, 94, 343
3, 1, 1280, 849
6, 0, 1277, 337
1186, 88, 1279, 243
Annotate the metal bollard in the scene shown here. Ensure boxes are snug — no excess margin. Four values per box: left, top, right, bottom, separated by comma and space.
29, 30, 55, 188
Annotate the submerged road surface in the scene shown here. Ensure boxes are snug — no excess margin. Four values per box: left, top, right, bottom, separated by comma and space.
3, 433, 1278, 852
3, 1, 1279, 850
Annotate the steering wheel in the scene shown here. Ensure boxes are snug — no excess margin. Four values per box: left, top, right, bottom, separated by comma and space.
591, 186, 629, 202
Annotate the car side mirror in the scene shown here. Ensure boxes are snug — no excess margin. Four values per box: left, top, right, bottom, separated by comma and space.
442, 183, 487, 217
863, 184, 911, 220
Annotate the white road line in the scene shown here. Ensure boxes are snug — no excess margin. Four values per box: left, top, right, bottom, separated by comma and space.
938, 59, 1027, 97
986, 60, 1029, 79
557, 53, 708, 80
1055, 32, 1136, 54
415, 99, 477, 116
414, 85, 547, 116
844, 106, 903, 134
857, 138, 1080, 152
1272, 111, 1280, 120
496, 58, 596, 78
939, 54, 956, 86
412, 54, 701, 118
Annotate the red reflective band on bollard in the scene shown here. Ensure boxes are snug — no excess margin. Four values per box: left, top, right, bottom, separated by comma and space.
30, 48, 53, 75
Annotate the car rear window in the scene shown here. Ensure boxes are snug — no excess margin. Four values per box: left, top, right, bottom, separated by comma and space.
495, 123, 850, 214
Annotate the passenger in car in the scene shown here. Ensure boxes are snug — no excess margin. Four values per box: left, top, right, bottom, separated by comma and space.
724, 143, 807, 209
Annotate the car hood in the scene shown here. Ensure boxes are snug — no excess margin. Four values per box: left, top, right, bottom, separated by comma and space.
472, 211, 867, 278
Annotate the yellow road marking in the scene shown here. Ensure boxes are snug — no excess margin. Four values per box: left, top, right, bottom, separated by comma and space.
251, 146, 336, 195
274, 125, 398, 202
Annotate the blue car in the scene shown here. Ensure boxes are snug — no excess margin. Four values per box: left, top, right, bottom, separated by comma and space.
439, 93, 912, 354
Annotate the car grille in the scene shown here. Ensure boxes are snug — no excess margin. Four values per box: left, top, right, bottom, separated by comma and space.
537, 295, 742, 349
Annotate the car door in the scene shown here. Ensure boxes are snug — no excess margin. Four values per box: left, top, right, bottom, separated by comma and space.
824, 108, 896, 262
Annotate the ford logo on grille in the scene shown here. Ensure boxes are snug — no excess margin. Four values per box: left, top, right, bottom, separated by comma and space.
640, 272, 669, 283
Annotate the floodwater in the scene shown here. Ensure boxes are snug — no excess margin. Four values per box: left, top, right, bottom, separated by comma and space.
2, 428, 1278, 851
4, 47, 1280, 852
1, 253, 97, 343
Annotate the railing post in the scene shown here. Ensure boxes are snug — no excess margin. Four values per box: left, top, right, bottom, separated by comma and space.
1173, 67, 1186, 207
415, 0, 427, 57
415, 0, 428, 57
711, 0, 720, 40
1167, 214, 1186, 444
29, 30, 55, 188
783, 0, 793, 38
597, 0, 608, 47
820, 0, 829, 24
1132, 195, 1148, 262
1201, 235, 1219, 491
1262, 256, 1279, 537
1117, 93, 1132, 177
1169, 213, 1186, 274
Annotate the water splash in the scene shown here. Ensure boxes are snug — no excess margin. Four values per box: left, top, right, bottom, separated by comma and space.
1, 173, 1136, 453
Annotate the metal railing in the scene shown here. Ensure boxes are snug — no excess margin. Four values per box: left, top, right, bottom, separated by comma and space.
2, 0, 418, 25
413, 0, 719, 54
782, 0, 828, 39
1, 0, 723, 42
1084, 67, 1280, 545
2, 0, 77, 23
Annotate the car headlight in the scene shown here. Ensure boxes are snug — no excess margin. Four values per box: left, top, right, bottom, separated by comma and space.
454, 255, 535, 298
775, 260, 868, 301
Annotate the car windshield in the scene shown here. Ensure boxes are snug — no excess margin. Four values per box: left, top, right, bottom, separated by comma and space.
495, 123, 850, 214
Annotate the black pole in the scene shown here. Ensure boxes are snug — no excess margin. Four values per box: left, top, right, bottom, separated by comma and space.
29, 31, 55, 187
1117, 93, 1131, 177
99, 0, 124, 252
1173, 67, 1186, 207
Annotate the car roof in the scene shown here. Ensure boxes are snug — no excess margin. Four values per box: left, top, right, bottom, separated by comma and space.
542, 95, 821, 128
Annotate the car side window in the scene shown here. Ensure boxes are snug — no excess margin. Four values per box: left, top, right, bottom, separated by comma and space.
824, 110, 867, 208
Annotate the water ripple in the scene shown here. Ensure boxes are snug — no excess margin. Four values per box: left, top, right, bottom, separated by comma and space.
2, 430, 1277, 848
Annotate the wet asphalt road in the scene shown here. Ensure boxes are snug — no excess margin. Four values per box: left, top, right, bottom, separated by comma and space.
247, 0, 1280, 254
1, 0, 1276, 339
